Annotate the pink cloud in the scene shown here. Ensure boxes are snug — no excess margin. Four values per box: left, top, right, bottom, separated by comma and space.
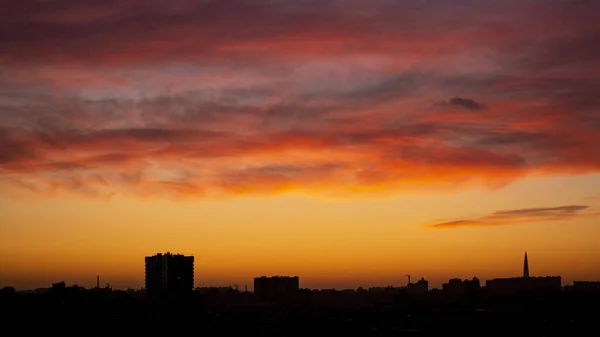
0, 0, 599, 200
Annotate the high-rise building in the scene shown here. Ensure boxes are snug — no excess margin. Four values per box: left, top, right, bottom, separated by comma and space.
523, 251, 529, 279
145, 252, 194, 293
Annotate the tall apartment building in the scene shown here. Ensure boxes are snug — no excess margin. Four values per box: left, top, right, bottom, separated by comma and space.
145, 252, 194, 293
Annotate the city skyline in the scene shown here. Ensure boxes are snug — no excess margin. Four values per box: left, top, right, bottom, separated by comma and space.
1, 0, 600, 290
2, 250, 589, 292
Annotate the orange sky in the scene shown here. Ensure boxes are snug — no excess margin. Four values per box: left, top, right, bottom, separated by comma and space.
2, 173, 599, 290
1, 0, 600, 290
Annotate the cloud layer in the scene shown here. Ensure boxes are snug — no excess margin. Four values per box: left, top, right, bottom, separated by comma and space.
430, 205, 599, 228
1, 0, 599, 199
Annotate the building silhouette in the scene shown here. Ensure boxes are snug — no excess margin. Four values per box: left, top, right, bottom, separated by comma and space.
464, 277, 481, 293
524, 251, 529, 279
407, 277, 428, 294
485, 252, 561, 293
145, 252, 194, 293
573, 281, 600, 293
254, 276, 299, 301
442, 277, 480, 294
442, 278, 464, 294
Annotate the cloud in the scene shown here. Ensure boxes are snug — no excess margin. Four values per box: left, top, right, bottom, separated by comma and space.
430, 205, 599, 229
494, 205, 588, 215
438, 97, 487, 110
0, 0, 599, 200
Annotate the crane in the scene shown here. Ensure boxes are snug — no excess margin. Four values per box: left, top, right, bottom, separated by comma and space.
405, 274, 411, 285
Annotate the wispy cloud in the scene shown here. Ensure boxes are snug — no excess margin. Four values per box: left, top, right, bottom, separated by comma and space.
429, 205, 599, 229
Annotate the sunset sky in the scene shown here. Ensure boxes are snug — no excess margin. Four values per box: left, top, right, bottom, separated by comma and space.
1, 0, 599, 291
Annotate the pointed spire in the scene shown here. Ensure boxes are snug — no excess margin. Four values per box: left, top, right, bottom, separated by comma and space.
523, 251, 529, 279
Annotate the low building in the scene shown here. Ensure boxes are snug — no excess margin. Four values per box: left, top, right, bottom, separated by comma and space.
254, 276, 299, 301
485, 276, 561, 294
442, 278, 465, 294
573, 281, 600, 293
407, 277, 428, 294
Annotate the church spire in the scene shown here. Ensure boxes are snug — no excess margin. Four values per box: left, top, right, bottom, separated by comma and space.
523, 251, 529, 279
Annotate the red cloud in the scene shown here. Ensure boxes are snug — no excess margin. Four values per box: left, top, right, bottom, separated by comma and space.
0, 1, 599, 200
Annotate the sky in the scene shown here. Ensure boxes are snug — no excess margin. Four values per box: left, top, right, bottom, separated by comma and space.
1, 0, 599, 290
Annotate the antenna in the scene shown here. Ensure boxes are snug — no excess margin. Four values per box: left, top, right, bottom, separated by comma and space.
405, 274, 411, 285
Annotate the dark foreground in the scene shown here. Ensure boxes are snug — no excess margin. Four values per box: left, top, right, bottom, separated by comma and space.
2, 287, 599, 336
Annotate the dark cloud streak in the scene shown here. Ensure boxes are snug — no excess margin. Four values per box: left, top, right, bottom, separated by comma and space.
436, 97, 487, 111
430, 205, 597, 229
